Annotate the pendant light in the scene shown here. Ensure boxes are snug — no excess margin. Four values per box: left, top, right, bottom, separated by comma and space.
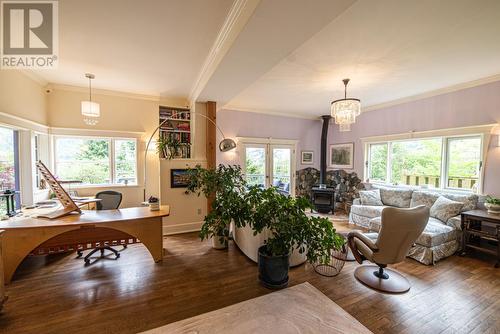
330, 78, 361, 132
81, 73, 100, 125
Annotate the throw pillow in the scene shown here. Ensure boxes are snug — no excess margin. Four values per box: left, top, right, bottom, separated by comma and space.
430, 196, 464, 223
376, 186, 413, 208
359, 189, 383, 206
443, 193, 478, 212
410, 191, 439, 209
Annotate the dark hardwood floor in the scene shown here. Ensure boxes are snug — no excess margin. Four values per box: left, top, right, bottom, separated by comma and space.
0, 232, 499, 334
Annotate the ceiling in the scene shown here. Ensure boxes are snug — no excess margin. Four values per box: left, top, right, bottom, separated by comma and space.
217, 0, 500, 117
27, 0, 500, 116
31, 0, 234, 97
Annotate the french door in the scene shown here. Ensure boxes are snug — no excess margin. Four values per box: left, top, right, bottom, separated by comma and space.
241, 139, 296, 196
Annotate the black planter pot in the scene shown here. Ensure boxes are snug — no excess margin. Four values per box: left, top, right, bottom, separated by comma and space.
258, 245, 290, 289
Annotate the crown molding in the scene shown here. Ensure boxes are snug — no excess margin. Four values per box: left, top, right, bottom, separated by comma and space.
360, 123, 498, 143
221, 105, 320, 120
48, 83, 162, 102
188, 0, 261, 104
363, 74, 500, 113
18, 70, 49, 87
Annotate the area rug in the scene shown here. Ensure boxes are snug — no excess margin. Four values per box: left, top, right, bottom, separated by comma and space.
141, 282, 372, 334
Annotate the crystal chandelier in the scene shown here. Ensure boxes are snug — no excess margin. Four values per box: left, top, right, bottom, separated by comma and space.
330, 78, 361, 132
81, 73, 100, 125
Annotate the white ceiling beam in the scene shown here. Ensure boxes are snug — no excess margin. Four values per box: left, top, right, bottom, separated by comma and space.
188, 0, 261, 105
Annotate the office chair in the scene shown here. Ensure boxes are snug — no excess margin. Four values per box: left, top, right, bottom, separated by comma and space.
348, 205, 429, 293
80, 191, 124, 264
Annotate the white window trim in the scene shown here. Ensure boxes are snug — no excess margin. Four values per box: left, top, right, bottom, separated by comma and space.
52, 134, 139, 188
361, 124, 496, 194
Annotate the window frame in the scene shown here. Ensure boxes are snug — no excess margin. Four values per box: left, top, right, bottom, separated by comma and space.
364, 133, 486, 193
53, 135, 138, 187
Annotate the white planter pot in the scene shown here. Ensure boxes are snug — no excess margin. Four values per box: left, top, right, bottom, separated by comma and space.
485, 203, 500, 215
232, 223, 306, 267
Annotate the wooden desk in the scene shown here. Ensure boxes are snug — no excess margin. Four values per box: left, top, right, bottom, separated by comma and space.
0, 206, 170, 284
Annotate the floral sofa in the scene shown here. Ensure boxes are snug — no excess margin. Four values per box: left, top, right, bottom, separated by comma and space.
349, 185, 478, 265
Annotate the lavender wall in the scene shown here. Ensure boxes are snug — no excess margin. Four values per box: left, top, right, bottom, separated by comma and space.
217, 110, 322, 169
330, 81, 500, 196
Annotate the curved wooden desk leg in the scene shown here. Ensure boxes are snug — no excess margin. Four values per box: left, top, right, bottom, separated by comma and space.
2, 216, 164, 284
102, 217, 163, 263
3, 226, 78, 284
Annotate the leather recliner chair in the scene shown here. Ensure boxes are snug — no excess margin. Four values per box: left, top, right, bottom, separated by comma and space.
347, 205, 429, 293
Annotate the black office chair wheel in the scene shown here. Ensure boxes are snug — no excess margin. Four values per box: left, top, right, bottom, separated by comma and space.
76, 250, 83, 258
84, 259, 90, 265
116, 253, 120, 259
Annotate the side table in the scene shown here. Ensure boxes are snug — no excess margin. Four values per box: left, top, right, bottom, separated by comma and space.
461, 210, 500, 268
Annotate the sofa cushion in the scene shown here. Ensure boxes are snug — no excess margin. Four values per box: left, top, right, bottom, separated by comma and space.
410, 191, 440, 209
442, 193, 478, 212
376, 186, 413, 208
350, 205, 387, 219
368, 216, 457, 247
359, 189, 383, 206
430, 196, 464, 223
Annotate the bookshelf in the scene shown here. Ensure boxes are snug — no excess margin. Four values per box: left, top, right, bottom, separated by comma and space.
159, 106, 191, 159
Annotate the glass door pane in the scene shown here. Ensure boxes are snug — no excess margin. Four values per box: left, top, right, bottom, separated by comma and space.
244, 146, 267, 188
271, 146, 292, 195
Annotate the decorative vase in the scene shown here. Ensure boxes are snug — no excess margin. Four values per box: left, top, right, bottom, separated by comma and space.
485, 203, 500, 215
258, 245, 290, 289
211, 234, 228, 249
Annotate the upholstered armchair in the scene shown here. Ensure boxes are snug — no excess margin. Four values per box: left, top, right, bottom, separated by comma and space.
348, 205, 429, 293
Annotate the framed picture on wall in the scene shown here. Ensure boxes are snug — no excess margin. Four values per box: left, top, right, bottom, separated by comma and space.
329, 143, 354, 169
301, 151, 314, 165
170, 169, 190, 188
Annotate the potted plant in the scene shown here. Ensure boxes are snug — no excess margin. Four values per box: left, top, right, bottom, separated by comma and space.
186, 165, 247, 249
157, 135, 184, 159
245, 186, 344, 289
485, 195, 500, 214
148, 196, 160, 211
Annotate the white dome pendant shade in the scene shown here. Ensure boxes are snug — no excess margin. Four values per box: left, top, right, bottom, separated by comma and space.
330, 79, 361, 132
81, 73, 100, 125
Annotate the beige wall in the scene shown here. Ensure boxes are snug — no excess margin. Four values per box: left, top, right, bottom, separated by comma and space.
47, 86, 207, 233
0, 72, 209, 234
161, 102, 208, 234
0, 71, 48, 126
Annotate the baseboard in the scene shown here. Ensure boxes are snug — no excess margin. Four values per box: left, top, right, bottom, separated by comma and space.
163, 221, 204, 236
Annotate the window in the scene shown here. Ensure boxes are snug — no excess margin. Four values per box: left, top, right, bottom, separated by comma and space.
446, 137, 481, 190
365, 135, 483, 192
367, 143, 388, 182
0, 126, 20, 214
54, 137, 137, 186
391, 138, 442, 187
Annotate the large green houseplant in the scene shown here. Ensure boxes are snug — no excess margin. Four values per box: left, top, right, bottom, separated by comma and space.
244, 186, 344, 289
186, 165, 247, 249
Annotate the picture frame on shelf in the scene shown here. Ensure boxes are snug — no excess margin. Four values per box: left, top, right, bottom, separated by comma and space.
301, 151, 314, 165
329, 143, 354, 169
170, 169, 190, 188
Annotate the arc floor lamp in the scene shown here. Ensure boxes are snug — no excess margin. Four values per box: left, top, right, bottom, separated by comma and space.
143, 111, 236, 202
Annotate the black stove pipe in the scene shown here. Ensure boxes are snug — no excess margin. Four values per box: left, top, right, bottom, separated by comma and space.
320, 115, 331, 185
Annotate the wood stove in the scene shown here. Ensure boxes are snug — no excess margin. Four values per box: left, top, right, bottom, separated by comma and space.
310, 115, 335, 214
